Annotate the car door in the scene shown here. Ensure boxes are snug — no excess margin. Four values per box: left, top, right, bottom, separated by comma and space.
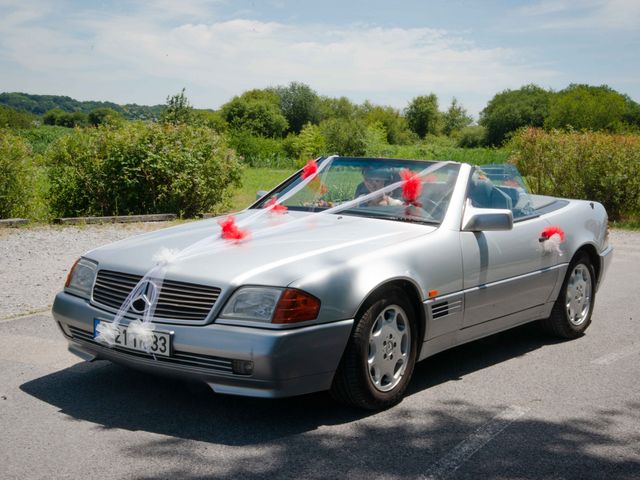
460, 171, 560, 329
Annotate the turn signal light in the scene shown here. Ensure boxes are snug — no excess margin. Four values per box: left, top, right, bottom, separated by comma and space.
65, 258, 80, 287
272, 288, 320, 324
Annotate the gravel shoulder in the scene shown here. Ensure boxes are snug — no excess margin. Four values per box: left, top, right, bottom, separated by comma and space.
0, 223, 172, 320
0, 224, 636, 321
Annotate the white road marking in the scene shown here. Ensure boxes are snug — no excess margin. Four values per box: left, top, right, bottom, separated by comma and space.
591, 344, 640, 365
421, 405, 528, 480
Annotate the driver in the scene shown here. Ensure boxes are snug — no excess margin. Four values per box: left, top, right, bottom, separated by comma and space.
355, 167, 402, 206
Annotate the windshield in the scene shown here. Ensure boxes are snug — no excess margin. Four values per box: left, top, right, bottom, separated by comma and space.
253, 157, 460, 225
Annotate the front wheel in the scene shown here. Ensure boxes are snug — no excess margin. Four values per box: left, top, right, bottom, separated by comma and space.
331, 288, 418, 410
541, 252, 596, 338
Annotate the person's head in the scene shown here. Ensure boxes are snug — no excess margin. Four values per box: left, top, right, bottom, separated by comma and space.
362, 167, 389, 193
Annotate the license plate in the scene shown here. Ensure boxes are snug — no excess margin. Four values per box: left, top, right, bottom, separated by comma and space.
94, 320, 172, 357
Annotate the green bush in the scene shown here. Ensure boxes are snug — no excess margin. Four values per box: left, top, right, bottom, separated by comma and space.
0, 130, 36, 218
45, 122, 243, 217
457, 125, 487, 148
0, 105, 36, 128
15, 125, 71, 154
508, 128, 640, 220
228, 130, 295, 168
320, 118, 368, 156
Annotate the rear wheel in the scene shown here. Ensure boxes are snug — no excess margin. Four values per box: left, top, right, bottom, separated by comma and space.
541, 252, 595, 338
331, 288, 418, 410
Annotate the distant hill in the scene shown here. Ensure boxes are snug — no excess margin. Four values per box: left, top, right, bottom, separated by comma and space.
0, 92, 165, 121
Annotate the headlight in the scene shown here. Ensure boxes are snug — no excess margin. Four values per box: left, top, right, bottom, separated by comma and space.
220, 287, 283, 322
220, 286, 321, 324
65, 258, 98, 299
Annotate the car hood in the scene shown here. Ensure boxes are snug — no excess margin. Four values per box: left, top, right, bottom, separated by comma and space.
86, 210, 437, 289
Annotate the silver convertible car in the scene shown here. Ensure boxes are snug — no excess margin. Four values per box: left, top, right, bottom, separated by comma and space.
52, 157, 613, 409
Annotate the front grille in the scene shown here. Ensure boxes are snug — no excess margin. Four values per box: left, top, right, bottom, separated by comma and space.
92, 269, 221, 322
68, 325, 236, 374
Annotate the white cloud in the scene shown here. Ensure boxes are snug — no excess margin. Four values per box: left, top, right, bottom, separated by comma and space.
0, 2, 559, 116
516, 0, 640, 30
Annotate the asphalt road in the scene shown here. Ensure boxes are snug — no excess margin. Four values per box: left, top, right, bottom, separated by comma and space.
1, 231, 639, 479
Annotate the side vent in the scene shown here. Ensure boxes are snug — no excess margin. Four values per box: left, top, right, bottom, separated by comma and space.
430, 299, 463, 320
431, 301, 449, 319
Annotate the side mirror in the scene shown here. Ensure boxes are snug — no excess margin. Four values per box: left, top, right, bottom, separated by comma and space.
256, 190, 269, 200
462, 201, 513, 232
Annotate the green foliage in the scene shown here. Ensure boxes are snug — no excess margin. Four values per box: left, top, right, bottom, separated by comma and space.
44, 122, 243, 217
160, 88, 194, 125
0, 130, 36, 218
0, 92, 163, 120
43, 108, 88, 127
363, 140, 507, 165
294, 123, 326, 161
88, 108, 123, 126
363, 121, 390, 157
320, 118, 368, 156
508, 128, 640, 220
317, 96, 359, 121
456, 125, 487, 148
480, 84, 552, 146
442, 98, 473, 136
272, 82, 320, 133
15, 125, 71, 154
0, 105, 36, 128
227, 130, 293, 168
193, 110, 228, 132
361, 103, 414, 144
545, 84, 630, 132
221, 93, 288, 138
405, 94, 440, 138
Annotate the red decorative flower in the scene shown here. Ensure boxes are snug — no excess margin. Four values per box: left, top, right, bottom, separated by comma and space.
541, 226, 565, 242
264, 196, 288, 213
400, 169, 422, 206
302, 159, 318, 179
219, 216, 249, 241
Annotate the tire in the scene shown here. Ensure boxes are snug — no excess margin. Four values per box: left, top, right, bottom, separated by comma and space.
541, 252, 596, 339
330, 288, 419, 410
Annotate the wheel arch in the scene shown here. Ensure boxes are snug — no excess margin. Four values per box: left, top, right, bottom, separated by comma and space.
573, 242, 600, 284
353, 278, 427, 358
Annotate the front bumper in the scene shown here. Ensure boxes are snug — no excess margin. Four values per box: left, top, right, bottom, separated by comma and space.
597, 245, 614, 291
52, 292, 353, 398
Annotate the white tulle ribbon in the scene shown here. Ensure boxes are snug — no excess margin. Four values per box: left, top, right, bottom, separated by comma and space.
542, 233, 563, 256
152, 247, 181, 266
126, 319, 156, 351
95, 321, 119, 346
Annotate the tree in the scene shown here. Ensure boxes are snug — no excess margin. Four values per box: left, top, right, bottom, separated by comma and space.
320, 118, 368, 156
545, 84, 630, 132
272, 82, 320, 134
405, 94, 440, 139
88, 108, 122, 126
361, 102, 413, 144
480, 84, 552, 146
441, 98, 472, 136
317, 96, 359, 121
221, 95, 288, 138
0, 105, 35, 128
160, 88, 194, 125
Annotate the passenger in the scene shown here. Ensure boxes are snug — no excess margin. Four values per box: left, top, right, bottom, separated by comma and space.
355, 167, 402, 206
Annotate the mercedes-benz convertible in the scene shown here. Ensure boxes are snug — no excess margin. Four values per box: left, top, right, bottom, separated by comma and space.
52, 156, 612, 409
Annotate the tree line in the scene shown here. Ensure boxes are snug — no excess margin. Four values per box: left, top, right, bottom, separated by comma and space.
2, 82, 639, 151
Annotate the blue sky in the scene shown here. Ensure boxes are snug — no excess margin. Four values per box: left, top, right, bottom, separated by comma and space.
1, 0, 638, 118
